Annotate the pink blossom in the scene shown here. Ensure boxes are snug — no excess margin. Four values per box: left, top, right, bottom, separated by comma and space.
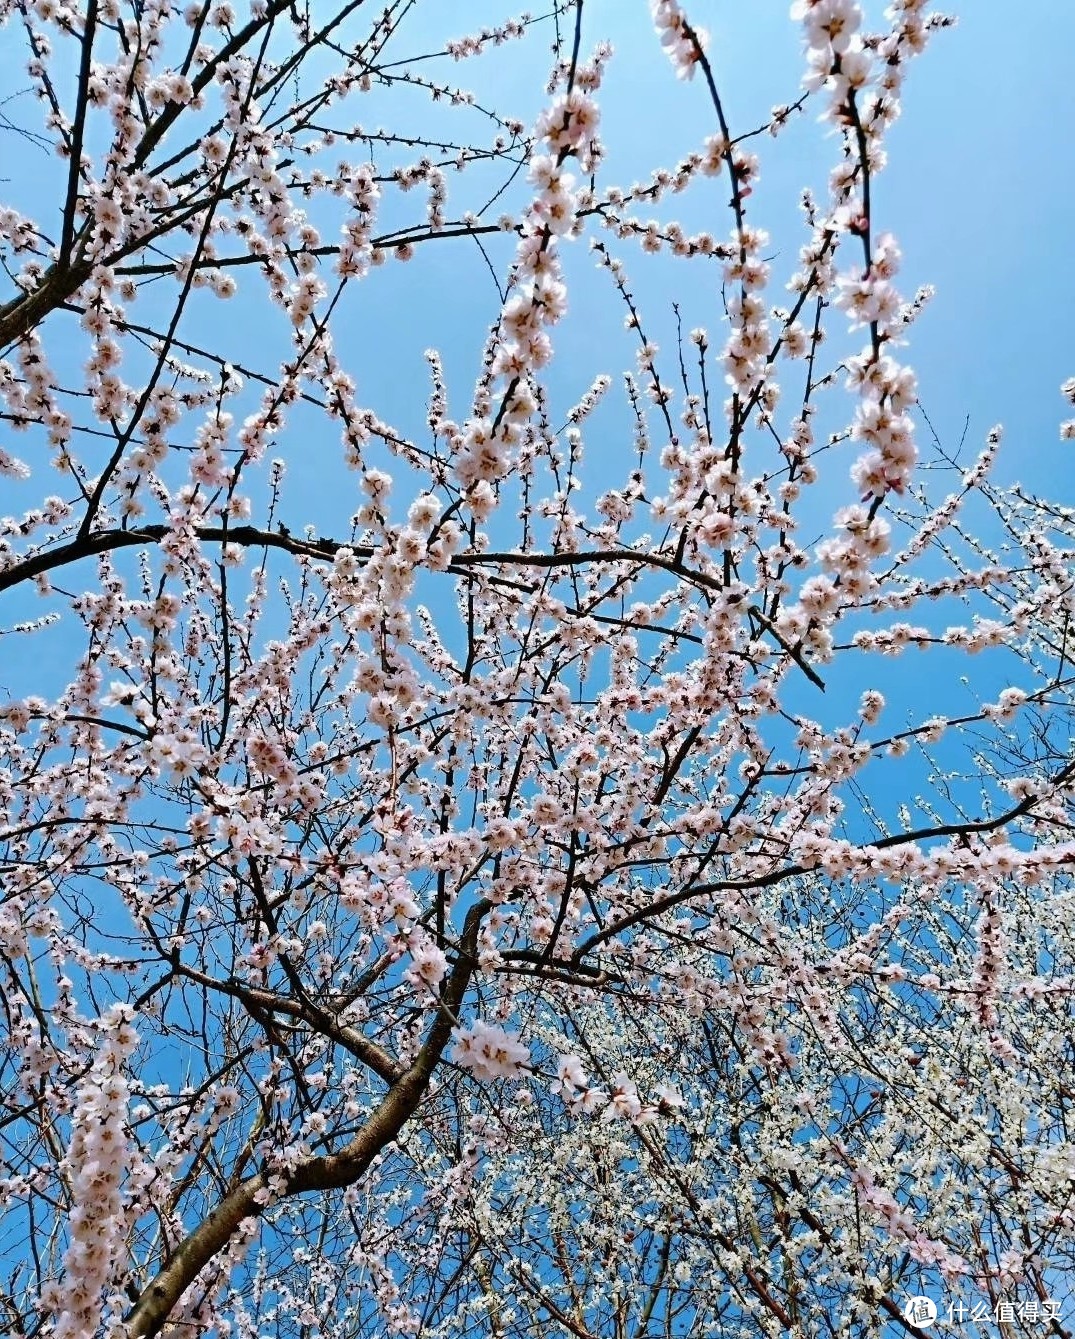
450, 1022, 531, 1081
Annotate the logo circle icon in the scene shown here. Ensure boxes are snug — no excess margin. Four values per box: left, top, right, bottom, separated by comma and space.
903, 1296, 938, 1327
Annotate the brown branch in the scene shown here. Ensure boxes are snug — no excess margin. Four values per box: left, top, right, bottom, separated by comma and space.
125, 899, 489, 1338
58, 0, 97, 269
169, 960, 405, 1086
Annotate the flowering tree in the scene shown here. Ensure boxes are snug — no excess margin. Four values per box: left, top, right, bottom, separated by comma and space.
1, 0, 1074, 1335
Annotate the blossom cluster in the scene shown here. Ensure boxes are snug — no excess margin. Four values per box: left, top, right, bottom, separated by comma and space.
448, 69, 603, 494
449, 1021, 531, 1081
552, 1053, 684, 1124
650, 0, 709, 80
40, 1007, 139, 1339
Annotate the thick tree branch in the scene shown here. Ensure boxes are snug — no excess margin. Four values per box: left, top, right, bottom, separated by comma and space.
124, 899, 489, 1338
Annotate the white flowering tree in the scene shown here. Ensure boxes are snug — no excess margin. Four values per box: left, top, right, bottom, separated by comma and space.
1, 0, 1074, 1336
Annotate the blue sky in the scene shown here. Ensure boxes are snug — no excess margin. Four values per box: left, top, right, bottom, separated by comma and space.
588, 1, 1075, 497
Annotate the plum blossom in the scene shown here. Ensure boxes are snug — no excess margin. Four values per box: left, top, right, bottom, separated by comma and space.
858, 689, 885, 724
552, 1053, 588, 1097
450, 1022, 531, 1081
534, 90, 601, 162
43, 1007, 139, 1339
602, 1072, 643, 1122
651, 0, 709, 79
403, 937, 448, 992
